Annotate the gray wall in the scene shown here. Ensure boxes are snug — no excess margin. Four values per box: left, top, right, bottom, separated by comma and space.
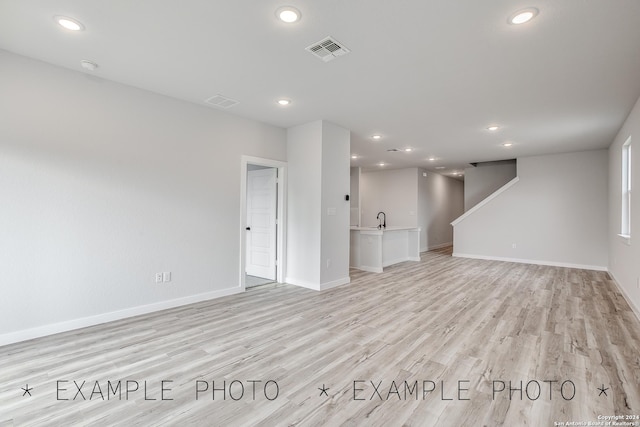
453, 150, 608, 269
609, 94, 640, 316
464, 160, 517, 211
418, 169, 464, 251
360, 168, 418, 228
350, 167, 360, 226
0, 51, 287, 343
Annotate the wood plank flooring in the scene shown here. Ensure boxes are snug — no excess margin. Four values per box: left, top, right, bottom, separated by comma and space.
1, 247, 640, 426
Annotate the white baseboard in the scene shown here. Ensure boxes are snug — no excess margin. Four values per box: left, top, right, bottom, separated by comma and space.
0, 286, 243, 347
350, 265, 383, 273
452, 253, 608, 272
608, 271, 640, 322
285, 276, 351, 291
422, 242, 453, 252
320, 277, 351, 291
285, 277, 319, 290
383, 257, 408, 267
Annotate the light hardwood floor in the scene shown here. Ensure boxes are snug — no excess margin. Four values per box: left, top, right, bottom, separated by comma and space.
1, 247, 639, 426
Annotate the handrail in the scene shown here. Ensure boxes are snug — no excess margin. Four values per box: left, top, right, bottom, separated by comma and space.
450, 177, 520, 226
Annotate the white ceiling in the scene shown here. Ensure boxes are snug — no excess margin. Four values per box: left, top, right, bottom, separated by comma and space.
2, 0, 640, 178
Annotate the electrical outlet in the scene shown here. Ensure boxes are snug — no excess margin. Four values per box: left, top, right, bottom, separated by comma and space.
163, 272, 172, 282
512, 243, 517, 249
155, 273, 163, 283
326, 259, 331, 268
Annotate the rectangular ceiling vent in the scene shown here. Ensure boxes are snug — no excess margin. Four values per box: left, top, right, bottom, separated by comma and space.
204, 94, 239, 109
386, 148, 400, 152
305, 36, 350, 62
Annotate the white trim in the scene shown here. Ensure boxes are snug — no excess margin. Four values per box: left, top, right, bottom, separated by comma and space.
452, 252, 608, 272
0, 286, 242, 347
617, 233, 631, 246
383, 257, 411, 267
621, 137, 632, 237
422, 241, 453, 252
285, 276, 351, 291
608, 271, 640, 322
319, 277, 351, 291
350, 266, 383, 273
285, 277, 319, 290
240, 156, 287, 290
381, 256, 421, 266
451, 177, 520, 226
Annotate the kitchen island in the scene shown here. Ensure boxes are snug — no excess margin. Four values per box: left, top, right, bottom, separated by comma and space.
349, 226, 421, 273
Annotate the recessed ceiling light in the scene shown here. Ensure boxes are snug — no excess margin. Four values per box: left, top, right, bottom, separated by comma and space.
55, 16, 84, 31
428, 157, 436, 161
404, 148, 413, 152
351, 155, 358, 159
371, 134, 382, 140
378, 162, 386, 166
276, 6, 301, 23
435, 166, 445, 169
277, 99, 291, 106
503, 142, 513, 147
509, 8, 538, 25
487, 125, 500, 131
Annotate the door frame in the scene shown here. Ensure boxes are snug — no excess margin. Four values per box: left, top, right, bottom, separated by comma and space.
239, 155, 287, 290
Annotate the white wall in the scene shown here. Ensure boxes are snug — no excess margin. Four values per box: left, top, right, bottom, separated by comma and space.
286, 121, 323, 286
286, 120, 350, 290
418, 170, 464, 251
464, 160, 517, 211
320, 122, 351, 286
609, 94, 640, 316
360, 168, 418, 228
0, 51, 287, 344
453, 150, 608, 270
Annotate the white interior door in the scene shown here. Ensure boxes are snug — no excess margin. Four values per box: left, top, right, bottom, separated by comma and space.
246, 167, 277, 280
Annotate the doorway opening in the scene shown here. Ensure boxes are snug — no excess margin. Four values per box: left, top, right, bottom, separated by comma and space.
240, 156, 286, 290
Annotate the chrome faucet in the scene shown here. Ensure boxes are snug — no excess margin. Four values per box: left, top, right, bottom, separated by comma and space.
377, 211, 386, 229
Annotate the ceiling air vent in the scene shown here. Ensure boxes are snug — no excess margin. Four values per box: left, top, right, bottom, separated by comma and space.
204, 94, 239, 109
386, 148, 400, 152
305, 36, 350, 62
